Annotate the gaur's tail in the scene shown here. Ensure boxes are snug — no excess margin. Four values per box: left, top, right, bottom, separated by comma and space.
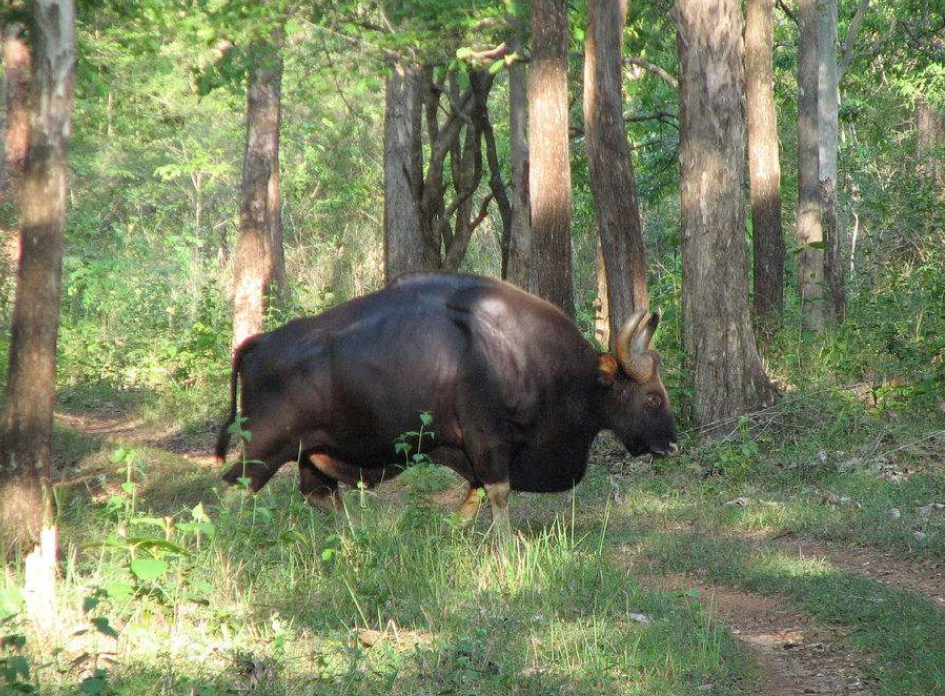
215, 336, 258, 465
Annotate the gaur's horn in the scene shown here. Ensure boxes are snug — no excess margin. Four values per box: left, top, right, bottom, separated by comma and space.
615, 310, 656, 383
633, 310, 660, 354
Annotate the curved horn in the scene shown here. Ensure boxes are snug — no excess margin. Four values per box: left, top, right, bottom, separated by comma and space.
614, 310, 655, 382
633, 310, 660, 354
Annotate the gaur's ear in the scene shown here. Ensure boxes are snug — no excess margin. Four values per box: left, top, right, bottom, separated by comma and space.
597, 353, 619, 385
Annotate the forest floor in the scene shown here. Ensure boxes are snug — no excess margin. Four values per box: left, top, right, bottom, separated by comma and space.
9, 395, 945, 695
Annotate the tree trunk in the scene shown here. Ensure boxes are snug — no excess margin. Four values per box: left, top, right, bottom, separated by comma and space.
676, 0, 775, 429
232, 31, 284, 351
384, 63, 424, 282
917, 96, 944, 188
506, 31, 532, 289
584, 0, 649, 350
0, 19, 30, 205
0, 0, 75, 550
528, 0, 573, 316
796, 0, 826, 331
0, 17, 31, 324
476, 86, 512, 276
818, 0, 844, 323
594, 238, 610, 348
745, 0, 785, 329
441, 93, 484, 270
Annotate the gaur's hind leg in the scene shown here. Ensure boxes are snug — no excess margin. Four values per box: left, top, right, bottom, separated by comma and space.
456, 485, 484, 522
464, 440, 512, 535
456, 386, 513, 534
299, 458, 340, 513
426, 447, 482, 522
485, 481, 511, 535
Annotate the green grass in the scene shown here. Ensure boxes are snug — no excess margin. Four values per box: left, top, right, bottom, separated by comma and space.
5, 365, 945, 695
3, 451, 746, 696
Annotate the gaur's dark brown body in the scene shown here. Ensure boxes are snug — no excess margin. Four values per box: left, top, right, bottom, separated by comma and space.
217, 273, 677, 519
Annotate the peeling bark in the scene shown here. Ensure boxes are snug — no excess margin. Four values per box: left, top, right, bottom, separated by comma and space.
584, 0, 649, 350
383, 62, 423, 282
0, 19, 30, 205
745, 0, 785, 329
0, 0, 76, 549
506, 28, 532, 289
818, 0, 844, 323
529, 0, 573, 316
676, 0, 775, 429
796, 0, 826, 331
232, 30, 284, 349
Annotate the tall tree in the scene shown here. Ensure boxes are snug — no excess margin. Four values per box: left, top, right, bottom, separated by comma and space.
0, 16, 30, 204
383, 62, 424, 283
818, 0, 844, 322
745, 0, 785, 327
232, 30, 285, 349
0, 15, 31, 318
917, 96, 944, 188
0, 0, 75, 550
796, 0, 826, 331
506, 16, 532, 288
584, 0, 649, 350
528, 0, 573, 316
676, 0, 774, 427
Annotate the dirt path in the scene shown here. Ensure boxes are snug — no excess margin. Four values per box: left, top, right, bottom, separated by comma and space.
658, 574, 873, 696
773, 533, 945, 606
55, 410, 219, 465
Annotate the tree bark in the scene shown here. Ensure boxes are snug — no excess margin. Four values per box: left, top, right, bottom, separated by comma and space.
506, 31, 532, 289
232, 30, 284, 350
818, 0, 844, 323
594, 238, 610, 348
917, 96, 944, 188
0, 17, 30, 324
584, 0, 649, 350
796, 0, 826, 331
676, 0, 775, 429
475, 77, 512, 276
745, 0, 785, 329
441, 92, 484, 270
528, 0, 573, 316
0, 19, 30, 205
383, 63, 424, 283
0, 0, 75, 550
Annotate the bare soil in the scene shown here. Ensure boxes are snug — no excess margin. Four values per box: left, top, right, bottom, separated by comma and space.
657, 573, 874, 696
55, 410, 219, 465
773, 533, 945, 606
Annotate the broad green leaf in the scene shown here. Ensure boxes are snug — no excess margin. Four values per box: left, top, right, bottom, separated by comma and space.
104, 582, 134, 600
0, 587, 24, 619
125, 537, 189, 556
130, 558, 169, 582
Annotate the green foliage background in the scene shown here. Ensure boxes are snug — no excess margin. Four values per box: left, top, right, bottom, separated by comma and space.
0, 0, 941, 426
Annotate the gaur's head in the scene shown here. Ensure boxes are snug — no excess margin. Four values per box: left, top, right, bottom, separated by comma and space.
597, 310, 679, 457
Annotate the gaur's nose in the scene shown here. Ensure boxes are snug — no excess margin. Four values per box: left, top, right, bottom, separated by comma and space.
667, 442, 679, 456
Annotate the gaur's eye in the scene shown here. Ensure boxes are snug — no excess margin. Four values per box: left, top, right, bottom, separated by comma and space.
644, 394, 662, 411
